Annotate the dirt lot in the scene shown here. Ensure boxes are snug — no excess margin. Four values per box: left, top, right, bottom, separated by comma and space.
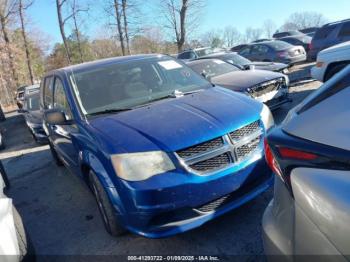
0, 78, 321, 261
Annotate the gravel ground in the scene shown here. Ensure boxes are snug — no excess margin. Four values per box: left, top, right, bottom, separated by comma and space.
0, 78, 322, 261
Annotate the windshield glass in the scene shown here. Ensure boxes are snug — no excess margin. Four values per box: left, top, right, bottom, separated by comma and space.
195, 48, 215, 58
223, 53, 251, 65
26, 95, 40, 111
267, 41, 293, 50
188, 59, 239, 78
69, 56, 210, 115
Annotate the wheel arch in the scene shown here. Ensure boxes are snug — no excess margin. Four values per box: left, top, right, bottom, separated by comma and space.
324, 60, 350, 82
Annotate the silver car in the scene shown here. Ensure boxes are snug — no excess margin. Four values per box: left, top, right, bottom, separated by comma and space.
263, 65, 350, 260
0, 161, 34, 261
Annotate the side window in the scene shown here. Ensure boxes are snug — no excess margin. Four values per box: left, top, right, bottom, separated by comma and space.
258, 45, 269, 53
53, 77, 72, 119
314, 25, 336, 40
43, 76, 53, 109
239, 47, 251, 56
338, 22, 350, 37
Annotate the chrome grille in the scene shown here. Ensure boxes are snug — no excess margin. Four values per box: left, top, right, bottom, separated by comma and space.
189, 153, 231, 172
229, 121, 260, 142
236, 137, 260, 160
177, 137, 224, 158
176, 120, 263, 175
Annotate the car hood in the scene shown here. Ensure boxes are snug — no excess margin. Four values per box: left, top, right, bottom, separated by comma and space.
211, 70, 284, 92
321, 40, 350, 55
246, 62, 288, 72
90, 87, 263, 153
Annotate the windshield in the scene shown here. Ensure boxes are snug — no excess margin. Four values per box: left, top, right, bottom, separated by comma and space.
189, 59, 239, 78
69, 56, 211, 115
195, 48, 215, 58
222, 53, 251, 66
266, 41, 293, 50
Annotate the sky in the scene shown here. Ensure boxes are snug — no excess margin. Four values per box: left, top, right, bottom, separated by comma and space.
27, 0, 350, 45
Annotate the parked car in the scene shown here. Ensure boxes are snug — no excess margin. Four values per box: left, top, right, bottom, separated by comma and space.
238, 41, 307, 65
308, 18, 350, 61
299, 27, 320, 37
15, 84, 40, 110
187, 58, 290, 110
41, 54, 274, 238
311, 41, 350, 82
0, 104, 5, 122
15, 85, 27, 109
231, 44, 249, 52
21, 91, 48, 143
263, 66, 350, 258
279, 35, 312, 53
177, 47, 216, 61
199, 52, 290, 73
272, 30, 304, 39
0, 160, 35, 261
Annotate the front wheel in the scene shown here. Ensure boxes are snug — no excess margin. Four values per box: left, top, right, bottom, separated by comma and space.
88, 171, 126, 236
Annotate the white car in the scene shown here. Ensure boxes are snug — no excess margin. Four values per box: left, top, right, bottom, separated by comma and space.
0, 161, 34, 261
311, 41, 350, 82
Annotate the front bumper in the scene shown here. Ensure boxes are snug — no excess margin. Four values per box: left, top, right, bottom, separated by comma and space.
112, 158, 273, 238
265, 93, 292, 111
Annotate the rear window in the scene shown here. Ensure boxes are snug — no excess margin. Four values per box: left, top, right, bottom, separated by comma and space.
314, 25, 337, 40
338, 22, 350, 37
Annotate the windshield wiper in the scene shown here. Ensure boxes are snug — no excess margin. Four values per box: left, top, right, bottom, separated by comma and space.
144, 89, 204, 104
87, 108, 132, 116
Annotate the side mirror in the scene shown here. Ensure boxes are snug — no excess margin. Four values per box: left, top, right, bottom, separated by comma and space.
201, 72, 212, 82
44, 109, 69, 125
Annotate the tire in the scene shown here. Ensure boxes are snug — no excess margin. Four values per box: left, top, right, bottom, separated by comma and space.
88, 171, 126, 236
324, 63, 348, 82
12, 207, 36, 262
49, 142, 63, 166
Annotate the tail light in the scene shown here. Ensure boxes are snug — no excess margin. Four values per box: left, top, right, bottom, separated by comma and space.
309, 42, 313, 50
278, 147, 319, 160
264, 138, 282, 178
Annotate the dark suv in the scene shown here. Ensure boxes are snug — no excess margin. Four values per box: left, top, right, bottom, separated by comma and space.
308, 19, 350, 61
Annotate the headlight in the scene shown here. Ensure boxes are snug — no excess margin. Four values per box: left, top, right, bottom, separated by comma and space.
260, 104, 275, 130
111, 151, 175, 181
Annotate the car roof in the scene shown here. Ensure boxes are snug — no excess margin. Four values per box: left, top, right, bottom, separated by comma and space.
49, 54, 168, 75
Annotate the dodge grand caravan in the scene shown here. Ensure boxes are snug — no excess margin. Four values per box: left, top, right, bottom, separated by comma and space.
41, 54, 274, 238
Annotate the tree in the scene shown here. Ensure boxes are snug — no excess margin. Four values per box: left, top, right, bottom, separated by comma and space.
160, 0, 205, 52
222, 26, 242, 47
244, 27, 263, 42
18, 0, 34, 84
56, 0, 72, 63
282, 12, 328, 31
262, 19, 276, 38
121, 0, 130, 54
0, 0, 19, 87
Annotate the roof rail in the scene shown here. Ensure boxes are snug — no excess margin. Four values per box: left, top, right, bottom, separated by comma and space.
324, 18, 350, 26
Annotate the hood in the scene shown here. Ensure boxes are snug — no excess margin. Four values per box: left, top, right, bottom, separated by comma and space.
211, 69, 284, 92
90, 87, 263, 153
321, 41, 350, 55
247, 62, 288, 71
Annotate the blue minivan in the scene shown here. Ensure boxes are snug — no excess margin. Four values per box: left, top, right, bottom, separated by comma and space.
41, 54, 274, 238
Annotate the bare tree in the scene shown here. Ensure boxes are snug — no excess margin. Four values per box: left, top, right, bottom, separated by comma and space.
0, 0, 19, 87
283, 12, 328, 30
161, 0, 204, 52
244, 27, 263, 42
121, 0, 130, 54
262, 19, 276, 38
222, 26, 242, 47
18, 0, 34, 84
56, 0, 72, 63
113, 0, 125, 55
